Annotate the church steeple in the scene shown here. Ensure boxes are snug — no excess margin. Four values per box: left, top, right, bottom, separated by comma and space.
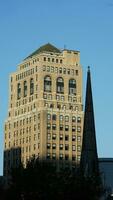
80, 67, 99, 177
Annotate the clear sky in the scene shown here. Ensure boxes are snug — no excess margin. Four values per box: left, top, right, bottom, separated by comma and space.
0, 0, 113, 175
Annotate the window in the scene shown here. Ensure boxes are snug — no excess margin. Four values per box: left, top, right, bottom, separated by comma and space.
72, 126, 76, 132
59, 144, 63, 150
72, 116, 76, 122
30, 78, 34, 95
52, 143, 56, 149
77, 146, 81, 152
47, 124, 51, 130
47, 134, 51, 140
59, 68, 62, 73
77, 136, 81, 142
44, 76, 51, 92
52, 153, 56, 159
72, 135, 76, 141
69, 79, 76, 95
65, 135, 69, 141
47, 143, 51, 149
65, 155, 69, 160
72, 145, 76, 151
57, 77, 64, 93
59, 124, 63, 131
60, 134, 63, 140
72, 156, 76, 161
77, 117, 81, 123
47, 114, 51, 120
44, 57, 46, 61
65, 116, 69, 122
52, 114, 56, 121
48, 58, 50, 62
77, 126, 81, 132
52, 134, 56, 140
59, 115, 63, 121
17, 83, 21, 99
52, 124, 56, 130
24, 81, 27, 97
59, 154, 63, 160
65, 125, 69, 131
47, 153, 50, 159
65, 144, 69, 151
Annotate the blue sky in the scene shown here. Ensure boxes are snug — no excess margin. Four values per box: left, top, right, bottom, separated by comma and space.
0, 0, 113, 175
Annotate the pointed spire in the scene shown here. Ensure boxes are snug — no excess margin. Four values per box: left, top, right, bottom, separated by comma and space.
80, 67, 99, 177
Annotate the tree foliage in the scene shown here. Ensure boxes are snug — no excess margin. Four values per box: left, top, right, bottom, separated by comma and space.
3, 157, 104, 200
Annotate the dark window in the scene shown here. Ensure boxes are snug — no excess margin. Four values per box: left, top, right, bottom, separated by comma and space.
59, 144, 63, 150
69, 79, 76, 95
52, 114, 56, 120
65, 135, 69, 141
17, 83, 21, 99
72, 135, 76, 141
65, 144, 69, 150
72, 116, 76, 122
57, 77, 64, 93
65, 155, 69, 160
60, 124, 63, 131
52, 124, 56, 130
44, 76, 51, 92
24, 81, 27, 97
65, 125, 69, 131
30, 78, 34, 95
77, 117, 81, 123
52, 143, 56, 149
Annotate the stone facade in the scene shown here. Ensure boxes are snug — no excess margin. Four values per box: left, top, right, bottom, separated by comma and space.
4, 43, 84, 175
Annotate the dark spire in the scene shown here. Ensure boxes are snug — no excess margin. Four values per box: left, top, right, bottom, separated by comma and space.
80, 67, 99, 177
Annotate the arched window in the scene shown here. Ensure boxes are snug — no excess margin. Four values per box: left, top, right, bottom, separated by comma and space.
69, 79, 76, 95
57, 77, 64, 93
17, 83, 21, 99
44, 76, 51, 92
24, 81, 27, 97
30, 78, 34, 95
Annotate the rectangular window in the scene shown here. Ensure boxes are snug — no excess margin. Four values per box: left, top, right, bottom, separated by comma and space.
77, 136, 81, 142
47, 114, 51, 120
52, 114, 56, 121
65, 116, 69, 122
72, 126, 76, 132
65, 144, 69, 151
47, 124, 51, 130
65, 125, 69, 131
77, 146, 81, 152
65, 155, 69, 160
72, 145, 76, 151
77, 117, 81, 123
59, 144, 63, 150
52, 143, 56, 149
65, 135, 69, 141
59, 115, 63, 121
77, 126, 81, 132
47, 143, 51, 149
59, 124, 63, 131
72, 116, 76, 122
52, 153, 56, 159
52, 134, 56, 140
52, 124, 56, 130
60, 134, 63, 140
72, 135, 76, 141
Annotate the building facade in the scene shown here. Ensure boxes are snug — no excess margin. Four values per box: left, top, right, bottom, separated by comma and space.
4, 43, 84, 175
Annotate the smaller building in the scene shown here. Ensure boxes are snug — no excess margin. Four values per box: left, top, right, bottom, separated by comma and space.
99, 158, 113, 197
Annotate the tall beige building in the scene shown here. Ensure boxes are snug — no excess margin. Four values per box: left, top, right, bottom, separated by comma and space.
4, 43, 84, 175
